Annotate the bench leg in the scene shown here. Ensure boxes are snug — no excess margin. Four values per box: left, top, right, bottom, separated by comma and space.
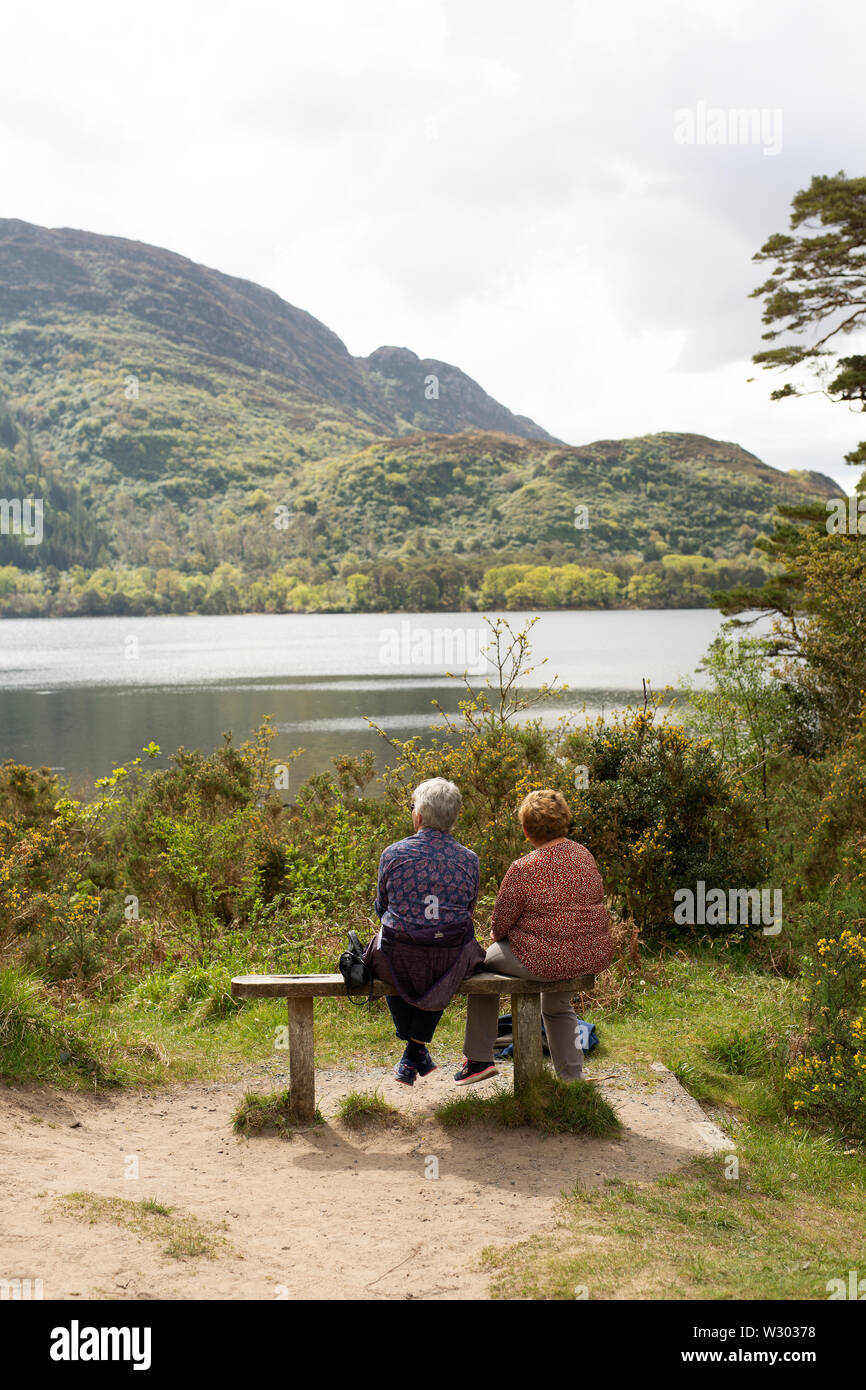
287, 997, 316, 1122
512, 992, 543, 1094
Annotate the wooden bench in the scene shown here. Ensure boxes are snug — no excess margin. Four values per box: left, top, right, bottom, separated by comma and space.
231, 971, 595, 1121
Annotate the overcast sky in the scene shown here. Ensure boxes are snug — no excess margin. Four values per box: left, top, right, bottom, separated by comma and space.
2, 0, 864, 487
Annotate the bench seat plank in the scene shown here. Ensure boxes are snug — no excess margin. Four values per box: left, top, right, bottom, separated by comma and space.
231, 970, 594, 999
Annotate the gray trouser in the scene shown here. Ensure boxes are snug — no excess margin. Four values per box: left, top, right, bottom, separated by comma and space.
463, 940, 585, 1081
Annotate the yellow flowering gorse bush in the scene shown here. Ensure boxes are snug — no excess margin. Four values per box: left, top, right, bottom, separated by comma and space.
785, 924, 866, 1139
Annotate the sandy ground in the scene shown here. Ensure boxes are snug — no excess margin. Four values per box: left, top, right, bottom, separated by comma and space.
0, 1058, 730, 1301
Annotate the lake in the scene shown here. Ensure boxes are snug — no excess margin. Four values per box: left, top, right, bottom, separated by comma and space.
0, 609, 742, 790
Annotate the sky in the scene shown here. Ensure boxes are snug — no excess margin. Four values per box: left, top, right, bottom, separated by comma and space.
2, 0, 865, 487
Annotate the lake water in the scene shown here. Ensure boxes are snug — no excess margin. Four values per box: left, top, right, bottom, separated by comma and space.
0, 609, 739, 790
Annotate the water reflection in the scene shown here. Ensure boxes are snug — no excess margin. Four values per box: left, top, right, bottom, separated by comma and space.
0, 609, 738, 788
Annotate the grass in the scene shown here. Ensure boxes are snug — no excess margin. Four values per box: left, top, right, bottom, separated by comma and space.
588, 952, 797, 1123
231, 1087, 324, 1137
595, 952, 795, 1061
467, 949, 865, 1299
54, 1192, 230, 1259
480, 1126, 866, 1300
139, 1197, 172, 1215
1, 966, 472, 1092
435, 1071, 620, 1137
335, 1088, 405, 1128
69, 991, 469, 1088
20, 945, 789, 1096
0, 966, 119, 1088
0, 947, 801, 1103
704, 1024, 776, 1077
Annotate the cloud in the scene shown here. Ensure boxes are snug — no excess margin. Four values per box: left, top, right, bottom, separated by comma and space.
0, 0, 864, 474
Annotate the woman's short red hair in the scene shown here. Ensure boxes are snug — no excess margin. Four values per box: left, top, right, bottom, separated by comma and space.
518, 789, 571, 843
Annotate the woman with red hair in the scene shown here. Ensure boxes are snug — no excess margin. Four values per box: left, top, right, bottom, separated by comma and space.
455, 788, 613, 1085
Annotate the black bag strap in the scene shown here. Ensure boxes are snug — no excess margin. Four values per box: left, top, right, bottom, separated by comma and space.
344, 973, 376, 1007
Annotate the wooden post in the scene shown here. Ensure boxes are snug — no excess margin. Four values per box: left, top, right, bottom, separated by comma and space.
287, 997, 316, 1122
512, 992, 543, 1094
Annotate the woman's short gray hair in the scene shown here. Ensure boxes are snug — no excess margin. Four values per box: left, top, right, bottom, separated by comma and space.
412, 777, 462, 832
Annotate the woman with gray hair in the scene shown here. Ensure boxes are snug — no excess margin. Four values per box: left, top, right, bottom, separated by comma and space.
364, 777, 485, 1084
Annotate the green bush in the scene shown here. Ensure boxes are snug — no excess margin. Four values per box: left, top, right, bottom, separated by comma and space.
785, 920, 866, 1139
283, 803, 375, 921
569, 712, 768, 935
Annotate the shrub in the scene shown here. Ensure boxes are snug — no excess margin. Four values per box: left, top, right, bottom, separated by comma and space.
0, 760, 61, 830
283, 803, 375, 921
564, 710, 767, 935
784, 923, 866, 1139
790, 709, 866, 894
368, 619, 766, 938
122, 725, 291, 953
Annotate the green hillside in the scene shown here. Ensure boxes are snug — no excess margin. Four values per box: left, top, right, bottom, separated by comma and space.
0, 219, 841, 617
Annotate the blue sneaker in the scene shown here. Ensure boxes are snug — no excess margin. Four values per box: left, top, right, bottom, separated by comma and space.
394, 1057, 417, 1086
416, 1047, 438, 1078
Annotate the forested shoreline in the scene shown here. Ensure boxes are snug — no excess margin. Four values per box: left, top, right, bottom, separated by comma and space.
0, 549, 774, 617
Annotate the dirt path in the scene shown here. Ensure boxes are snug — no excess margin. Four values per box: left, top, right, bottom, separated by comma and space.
0, 1059, 730, 1300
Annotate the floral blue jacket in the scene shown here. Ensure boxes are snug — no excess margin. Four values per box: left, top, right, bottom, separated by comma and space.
366, 827, 485, 1009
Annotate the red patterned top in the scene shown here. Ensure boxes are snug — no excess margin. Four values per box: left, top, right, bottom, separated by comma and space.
491, 839, 614, 979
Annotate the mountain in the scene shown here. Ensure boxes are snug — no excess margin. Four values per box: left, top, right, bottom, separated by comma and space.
294, 427, 839, 562
0, 218, 843, 617
0, 218, 555, 469
360, 345, 555, 437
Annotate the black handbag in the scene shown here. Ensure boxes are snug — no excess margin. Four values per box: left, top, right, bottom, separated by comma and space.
338, 930, 376, 1005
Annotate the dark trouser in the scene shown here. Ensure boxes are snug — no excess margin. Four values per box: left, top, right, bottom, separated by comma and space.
386, 996, 444, 1045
